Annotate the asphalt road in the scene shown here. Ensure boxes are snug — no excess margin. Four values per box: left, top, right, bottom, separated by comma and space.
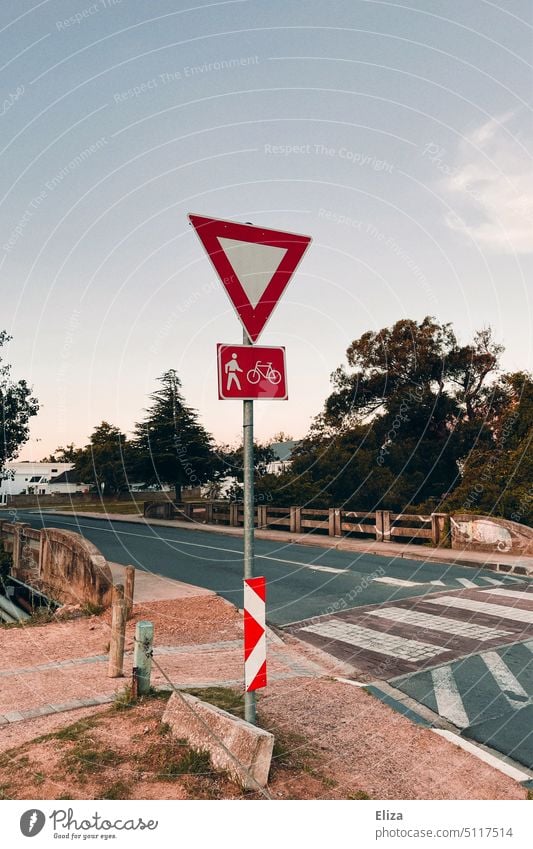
15, 510, 533, 772
17, 510, 522, 626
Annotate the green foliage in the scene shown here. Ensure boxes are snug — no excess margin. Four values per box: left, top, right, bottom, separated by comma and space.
271, 317, 531, 518
0, 330, 39, 472
131, 370, 222, 500
442, 372, 533, 523
73, 421, 132, 495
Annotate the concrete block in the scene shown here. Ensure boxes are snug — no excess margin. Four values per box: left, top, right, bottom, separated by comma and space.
162, 691, 274, 789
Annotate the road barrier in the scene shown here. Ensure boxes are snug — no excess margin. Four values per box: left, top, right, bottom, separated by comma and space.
144, 500, 449, 546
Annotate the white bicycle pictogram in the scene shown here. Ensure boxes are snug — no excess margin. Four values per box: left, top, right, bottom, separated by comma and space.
246, 361, 282, 385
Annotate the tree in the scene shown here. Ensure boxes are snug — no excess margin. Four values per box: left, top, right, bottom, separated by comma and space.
276, 318, 505, 512
131, 370, 221, 500
74, 422, 130, 495
218, 441, 275, 501
0, 331, 39, 475
443, 372, 533, 523
41, 443, 79, 463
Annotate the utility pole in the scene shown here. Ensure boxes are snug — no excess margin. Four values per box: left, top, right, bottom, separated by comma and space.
242, 329, 256, 725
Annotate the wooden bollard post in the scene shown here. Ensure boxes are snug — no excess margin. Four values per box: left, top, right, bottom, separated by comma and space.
108, 584, 126, 678
133, 621, 154, 695
124, 566, 135, 619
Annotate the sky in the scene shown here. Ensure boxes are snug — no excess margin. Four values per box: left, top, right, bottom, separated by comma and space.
1, 0, 532, 459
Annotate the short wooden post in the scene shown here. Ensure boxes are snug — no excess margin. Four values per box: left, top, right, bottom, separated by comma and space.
382, 510, 392, 542
229, 502, 238, 526
108, 584, 127, 678
328, 508, 336, 536
375, 510, 383, 541
257, 505, 267, 528
124, 566, 135, 619
290, 506, 302, 534
205, 502, 214, 524
133, 620, 154, 695
432, 513, 450, 547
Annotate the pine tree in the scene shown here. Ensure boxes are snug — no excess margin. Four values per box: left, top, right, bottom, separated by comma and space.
132, 370, 221, 500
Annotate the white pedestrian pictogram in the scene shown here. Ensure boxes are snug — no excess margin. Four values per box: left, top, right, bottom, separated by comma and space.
225, 352, 243, 390
247, 361, 282, 385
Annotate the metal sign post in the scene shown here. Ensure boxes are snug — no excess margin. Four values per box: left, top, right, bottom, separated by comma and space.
188, 213, 311, 728
242, 330, 256, 724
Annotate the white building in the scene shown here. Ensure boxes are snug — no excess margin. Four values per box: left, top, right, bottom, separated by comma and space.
0, 462, 87, 497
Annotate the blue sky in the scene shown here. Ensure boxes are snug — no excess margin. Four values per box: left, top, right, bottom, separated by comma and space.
1, 0, 531, 458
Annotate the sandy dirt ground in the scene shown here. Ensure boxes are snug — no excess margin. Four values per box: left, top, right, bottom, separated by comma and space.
0, 595, 529, 799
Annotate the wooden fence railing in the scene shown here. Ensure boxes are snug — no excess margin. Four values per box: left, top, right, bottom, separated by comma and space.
144, 500, 449, 545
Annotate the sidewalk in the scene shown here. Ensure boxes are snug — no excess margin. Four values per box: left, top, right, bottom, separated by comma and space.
0, 590, 529, 799
46, 509, 533, 576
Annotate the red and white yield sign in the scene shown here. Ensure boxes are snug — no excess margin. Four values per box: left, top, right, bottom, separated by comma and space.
244, 576, 267, 692
217, 343, 287, 400
189, 214, 311, 342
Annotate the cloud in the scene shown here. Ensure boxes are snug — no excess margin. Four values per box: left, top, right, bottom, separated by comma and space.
437, 114, 533, 254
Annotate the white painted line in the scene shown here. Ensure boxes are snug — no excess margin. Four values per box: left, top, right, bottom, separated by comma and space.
429, 596, 533, 625
481, 577, 505, 585
429, 580, 446, 586
37, 515, 348, 574
368, 607, 511, 642
374, 576, 425, 587
302, 619, 445, 662
432, 729, 529, 783
458, 578, 478, 589
431, 666, 469, 728
482, 589, 533, 601
335, 677, 368, 687
481, 651, 529, 708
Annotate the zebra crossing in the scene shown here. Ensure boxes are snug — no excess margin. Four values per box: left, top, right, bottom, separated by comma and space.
290, 584, 533, 678
393, 640, 533, 769
373, 574, 524, 590
290, 582, 533, 768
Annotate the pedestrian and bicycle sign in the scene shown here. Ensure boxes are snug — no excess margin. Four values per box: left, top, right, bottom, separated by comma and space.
189, 213, 311, 342
217, 343, 287, 400
189, 212, 311, 721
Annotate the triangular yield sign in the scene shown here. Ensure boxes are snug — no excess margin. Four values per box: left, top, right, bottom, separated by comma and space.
189, 214, 311, 342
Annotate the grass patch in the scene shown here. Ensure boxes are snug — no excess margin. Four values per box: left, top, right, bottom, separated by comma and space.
63, 738, 120, 776
269, 728, 315, 773
45, 718, 99, 743
348, 789, 371, 799
55, 502, 143, 515
113, 685, 137, 711
184, 687, 245, 719
156, 748, 212, 780
98, 780, 132, 800
81, 602, 104, 616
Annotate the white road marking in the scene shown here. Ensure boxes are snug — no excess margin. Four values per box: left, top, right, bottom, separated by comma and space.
431, 666, 469, 728
481, 589, 533, 601
26, 516, 349, 575
368, 607, 511, 641
373, 577, 424, 587
429, 580, 446, 586
481, 577, 506, 585
458, 578, 478, 589
302, 619, 445, 661
429, 596, 533, 625
481, 651, 529, 708
431, 729, 529, 782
